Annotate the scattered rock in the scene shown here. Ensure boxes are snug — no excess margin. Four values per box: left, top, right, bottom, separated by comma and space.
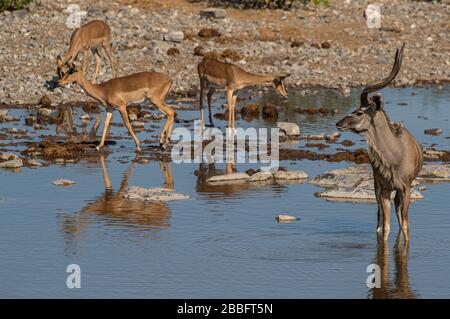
274, 170, 308, 180
52, 179, 76, 186
325, 132, 341, 141
241, 103, 260, 117
132, 121, 145, 128
124, 186, 190, 202
340, 139, 355, 147
277, 122, 300, 137
0, 110, 8, 121
0, 152, 19, 161
25, 116, 35, 126
38, 108, 53, 117
321, 41, 331, 49
424, 128, 443, 136
290, 40, 304, 47
165, 31, 184, 43
167, 47, 180, 56
206, 173, 250, 183
0, 158, 23, 168
418, 164, 450, 181
198, 28, 221, 38
249, 171, 273, 182
200, 8, 227, 19
303, 133, 325, 140
27, 159, 43, 167
262, 103, 278, 119
276, 214, 299, 223
316, 188, 424, 201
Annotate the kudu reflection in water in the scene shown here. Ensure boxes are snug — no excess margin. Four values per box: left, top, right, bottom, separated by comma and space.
59, 156, 174, 248
369, 232, 417, 299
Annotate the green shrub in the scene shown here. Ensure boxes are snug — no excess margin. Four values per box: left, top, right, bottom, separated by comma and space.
0, 0, 33, 12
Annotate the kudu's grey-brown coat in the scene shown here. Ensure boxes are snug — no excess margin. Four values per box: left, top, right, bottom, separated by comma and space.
336, 44, 423, 241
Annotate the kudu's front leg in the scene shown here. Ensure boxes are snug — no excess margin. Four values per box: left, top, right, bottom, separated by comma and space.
379, 192, 392, 241
374, 180, 383, 234
401, 187, 411, 242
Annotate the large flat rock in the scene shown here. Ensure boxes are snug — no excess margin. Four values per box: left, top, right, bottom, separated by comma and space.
316, 187, 424, 202
124, 186, 190, 202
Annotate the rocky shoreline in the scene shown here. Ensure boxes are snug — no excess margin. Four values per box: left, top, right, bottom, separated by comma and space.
0, 0, 449, 105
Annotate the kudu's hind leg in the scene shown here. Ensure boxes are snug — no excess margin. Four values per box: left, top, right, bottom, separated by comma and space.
394, 190, 404, 229
401, 187, 411, 241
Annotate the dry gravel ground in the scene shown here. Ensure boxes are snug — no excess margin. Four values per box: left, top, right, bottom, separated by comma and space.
0, 0, 449, 105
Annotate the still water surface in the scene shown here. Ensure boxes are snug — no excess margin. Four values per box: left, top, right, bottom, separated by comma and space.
0, 86, 449, 298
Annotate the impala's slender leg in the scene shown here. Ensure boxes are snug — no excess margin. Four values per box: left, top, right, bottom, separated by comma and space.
199, 78, 206, 130
97, 108, 113, 151
159, 161, 174, 189
380, 191, 392, 241
226, 89, 234, 131
82, 48, 89, 76
103, 42, 116, 78
231, 95, 237, 129
206, 86, 215, 127
92, 48, 102, 84
118, 104, 141, 152
100, 156, 112, 190
89, 112, 101, 138
153, 99, 175, 150
375, 180, 383, 234
401, 187, 411, 242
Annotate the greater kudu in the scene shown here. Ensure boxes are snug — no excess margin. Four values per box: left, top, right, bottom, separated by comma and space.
336, 44, 423, 241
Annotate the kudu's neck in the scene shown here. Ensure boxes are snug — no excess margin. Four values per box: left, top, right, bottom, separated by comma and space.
363, 111, 402, 168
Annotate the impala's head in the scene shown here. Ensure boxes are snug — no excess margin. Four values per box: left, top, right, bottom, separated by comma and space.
58, 63, 81, 86
56, 55, 69, 79
273, 74, 290, 98
336, 43, 405, 134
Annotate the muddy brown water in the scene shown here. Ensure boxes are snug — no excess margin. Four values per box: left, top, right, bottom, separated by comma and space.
0, 86, 449, 298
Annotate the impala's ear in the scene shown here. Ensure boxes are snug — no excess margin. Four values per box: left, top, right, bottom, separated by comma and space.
370, 94, 384, 111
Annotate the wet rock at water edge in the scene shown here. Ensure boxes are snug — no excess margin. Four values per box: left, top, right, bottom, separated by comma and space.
277, 122, 300, 137
262, 103, 278, 119
206, 173, 250, 184
276, 215, 299, 223
418, 164, 450, 181
424, 128, 443, 136
316, 188, 424, 202
274, 170, 308, 180
249, 171, 273, 182
0, 158, 23, 168
124, 186, 190, 202
0, 152, 19, 161
52, 179, 76, 186
0, 110, 8, 121
200, 8, 227, 19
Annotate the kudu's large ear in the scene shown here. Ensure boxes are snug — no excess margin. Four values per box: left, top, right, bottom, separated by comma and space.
370, 94, 384, 111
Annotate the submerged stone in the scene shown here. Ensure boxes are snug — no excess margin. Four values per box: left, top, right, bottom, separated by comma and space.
206, 173, 250, 183
52, 179, 76, 186
316, 188, 424, 201
276, 214, 299, 223
0, 158, 23, 168
124, 186, 190, 202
